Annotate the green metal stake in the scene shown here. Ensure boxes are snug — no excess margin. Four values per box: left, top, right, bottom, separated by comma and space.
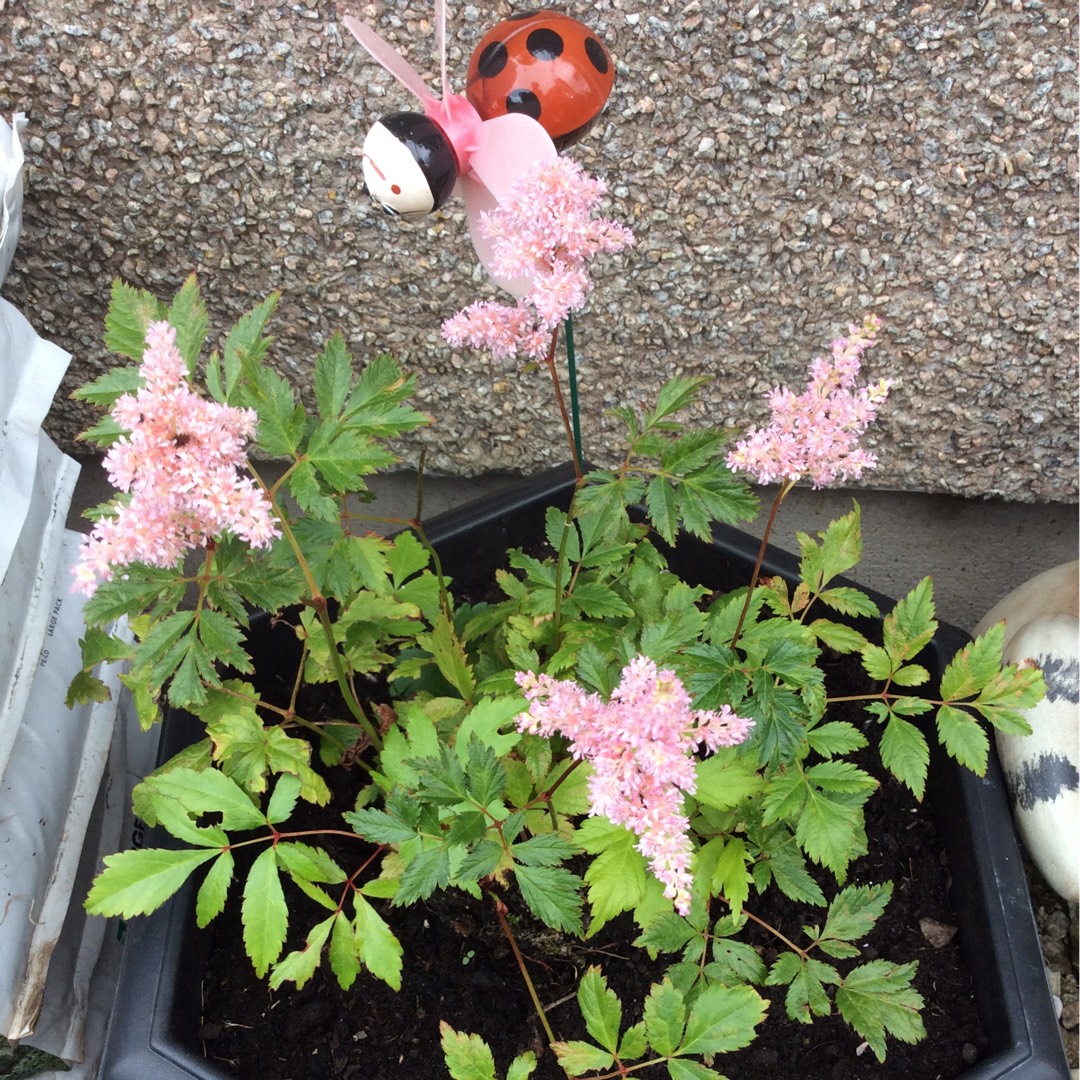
564, 314, 583, 464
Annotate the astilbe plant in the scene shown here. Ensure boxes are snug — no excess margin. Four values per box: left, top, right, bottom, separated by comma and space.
73, 185, 1044, 1080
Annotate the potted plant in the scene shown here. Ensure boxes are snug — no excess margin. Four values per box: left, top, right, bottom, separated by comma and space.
69, 164, 1067, 1080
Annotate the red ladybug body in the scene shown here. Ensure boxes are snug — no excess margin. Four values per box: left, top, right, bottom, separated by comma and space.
466, 11, 614, 152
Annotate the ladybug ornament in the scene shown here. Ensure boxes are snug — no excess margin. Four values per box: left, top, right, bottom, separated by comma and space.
342, 2, 615, 294
467, 11, 615, 152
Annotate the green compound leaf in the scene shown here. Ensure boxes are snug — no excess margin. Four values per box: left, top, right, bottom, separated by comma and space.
506, 1052, 538, 1080
815, 882, 893, 957
268, 914, 334, 991
85, 847, 218, 917
440, 1023, 497, 1080
242, 847, 288, 978
835, 960, 926, 1062
766, 953, 839, 1024
577, 967, 623, 1054
643, 978, 686, 1056
676, 982, 768, 1056
166, 273, 209, 373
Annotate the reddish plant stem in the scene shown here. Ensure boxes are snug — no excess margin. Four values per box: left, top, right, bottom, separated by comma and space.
730, 480, 794, 651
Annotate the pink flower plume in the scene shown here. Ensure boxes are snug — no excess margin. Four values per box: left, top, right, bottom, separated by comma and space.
726, 315, 893, 488
441, 158, 634, 363
72, 321, 279, 595
515, 656, 753, 915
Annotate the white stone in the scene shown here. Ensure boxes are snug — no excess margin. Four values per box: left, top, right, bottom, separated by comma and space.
995, 612, 1080, 902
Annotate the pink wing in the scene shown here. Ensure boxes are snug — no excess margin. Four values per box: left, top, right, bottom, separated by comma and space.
460, 114, 558, 296
434, 0, 451, 104
342, 14, 438, 110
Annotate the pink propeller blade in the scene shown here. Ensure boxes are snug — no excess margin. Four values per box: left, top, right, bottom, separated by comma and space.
343, 13, 438, 108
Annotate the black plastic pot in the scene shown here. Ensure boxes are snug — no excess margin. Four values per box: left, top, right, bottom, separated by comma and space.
99, 465, 1069, 1080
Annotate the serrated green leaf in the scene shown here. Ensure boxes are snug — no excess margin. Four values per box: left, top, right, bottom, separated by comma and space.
313, 331, 354, 418
65, 669, 113, 708
71, 363, 144, 406
220, 293, 278, 401
345, 807, 419, 845
643, 978, 686, 1056
86, 847, 217, 917
329, 910, 362, 990
553, 1041, 615, 1074
242, 847, 288, 977
354, 893, 403, 989
878, 715, 929, 800
506, 1052, 538, 1080
667, 1060, 724, 1080
617, 1021, 647, 1061
807, 721, 867, 759
266, 773, 302, 825
196, 850, 235, 928
940, 623, 1005, 700
103, 278, 163, 361
568, 580, 634, 619
515, 864, 582, 934
809, 619, 868, 653
816, 586, 880, 618
935, 705, 989, 774
646, 475, 679, 546
144, 766, 266, 830
275, 841, 347, 885
454, 697, 524, 764
795, 790, 864, 878
712, 837, 752, 915
577, 967, 623, 1054
635, 913, 698, 958
440, 1023, 497, 1080
268, 914, 334, 990
765, 837, 827, 906
819, 882, 892, 947
767, 953, 839, 1023
694, 753, 765, 812
805, 760, 878, 795
835, 960, 925, 1062
883, 578, 938, 664
512, 833, 575, 868
166, 273, 208, 372
395, 845, 451, 905
709, 937, 768, 985
677, 982, 768, 1056
582, 821, 647, 936
425, 612, 476, 701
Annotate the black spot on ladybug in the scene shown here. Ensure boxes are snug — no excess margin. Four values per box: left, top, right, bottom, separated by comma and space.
584, 36, 609, 75
476, 41, 508, 79
526, 27, 563, 61
505, 88, 542, 121
1007, 751, 1080, 811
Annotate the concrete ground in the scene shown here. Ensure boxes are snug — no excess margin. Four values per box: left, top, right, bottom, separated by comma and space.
66, 458, 1077, 634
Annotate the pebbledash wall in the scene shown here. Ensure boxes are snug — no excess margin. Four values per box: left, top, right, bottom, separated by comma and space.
2, 0, 1077, 504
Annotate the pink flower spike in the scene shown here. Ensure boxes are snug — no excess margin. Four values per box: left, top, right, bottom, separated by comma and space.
726, 315, 894, 490
515, 656, 753, 915
72, 320, 280, 595
442, 157, 633, 364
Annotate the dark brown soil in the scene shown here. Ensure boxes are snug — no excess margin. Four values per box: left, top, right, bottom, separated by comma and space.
197, 672, 986, 1080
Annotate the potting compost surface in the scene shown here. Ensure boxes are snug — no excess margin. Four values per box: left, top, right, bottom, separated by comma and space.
198, 655, 985, 1080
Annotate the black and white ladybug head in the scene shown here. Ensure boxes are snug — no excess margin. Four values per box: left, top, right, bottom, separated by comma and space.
361, 112, 457, 220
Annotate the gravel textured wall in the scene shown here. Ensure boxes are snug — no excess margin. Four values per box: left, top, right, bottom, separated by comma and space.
2, 0, 1077, 501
